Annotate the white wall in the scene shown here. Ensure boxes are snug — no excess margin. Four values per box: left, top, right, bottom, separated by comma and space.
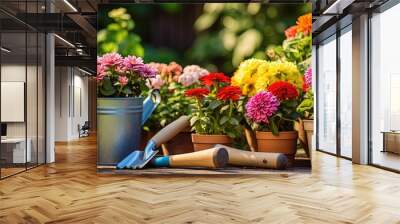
1, 63, 46, 164
54, 67, 89, 141
1, 65, 32, 138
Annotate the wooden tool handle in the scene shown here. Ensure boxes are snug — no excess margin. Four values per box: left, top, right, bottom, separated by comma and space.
215, 144, 288, 169
169, 147, 228, 169
151, 116, 190, 146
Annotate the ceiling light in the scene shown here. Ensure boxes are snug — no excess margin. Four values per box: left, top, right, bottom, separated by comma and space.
323, 0, 355, 15
54, 34, 75, 48
1, 47, 11, 53
63, 0, 78, 12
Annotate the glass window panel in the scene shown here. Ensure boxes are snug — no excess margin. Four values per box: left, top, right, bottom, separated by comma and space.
38, 32, 45, 165
1, 11, 28, 177
371, 3, 400, 171
317, 36, 337, 154
27, 30, 38, 169
339, 28, 352, 158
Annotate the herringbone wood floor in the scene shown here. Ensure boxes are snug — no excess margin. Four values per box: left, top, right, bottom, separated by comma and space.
1, 136, 400, 224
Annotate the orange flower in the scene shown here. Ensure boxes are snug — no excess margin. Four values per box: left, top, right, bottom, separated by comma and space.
296, 13, 312, 36
285, 25, 298, 39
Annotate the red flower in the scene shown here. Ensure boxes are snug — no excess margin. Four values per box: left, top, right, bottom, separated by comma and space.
302, 83, 309, 93
185, 88, 210, 99
267, 81, 299, 101
285, 25, 298, 39
217, 86, 242, 101
200, 73, 230, 86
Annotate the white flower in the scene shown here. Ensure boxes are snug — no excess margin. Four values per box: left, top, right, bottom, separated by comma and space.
147, 75, 164, 89
178, 65, 209, 86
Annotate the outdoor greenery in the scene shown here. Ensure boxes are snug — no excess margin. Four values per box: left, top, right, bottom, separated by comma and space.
97, 4, 313, 136
98, 3, 310, 74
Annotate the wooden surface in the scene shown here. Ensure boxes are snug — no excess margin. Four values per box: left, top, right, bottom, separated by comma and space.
1, 135, 400, 223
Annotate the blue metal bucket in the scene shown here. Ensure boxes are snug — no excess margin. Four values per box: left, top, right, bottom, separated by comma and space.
97, 90, 161, 167
97, 97, 144, 166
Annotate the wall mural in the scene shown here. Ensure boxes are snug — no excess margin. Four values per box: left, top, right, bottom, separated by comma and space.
96, 3, 313, 172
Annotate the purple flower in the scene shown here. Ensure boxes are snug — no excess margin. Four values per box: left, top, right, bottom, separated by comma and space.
122, 56, 156, 78
123, 55, 144, 70
245, 91, 280, 123
97, 53, 123, 68
304, 67, 312, 90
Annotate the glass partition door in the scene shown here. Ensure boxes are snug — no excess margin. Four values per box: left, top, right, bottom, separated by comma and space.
317, 36, 337, 154
0, 1, 46, 179
339, 27, 352, 158
370, 4, 400, 171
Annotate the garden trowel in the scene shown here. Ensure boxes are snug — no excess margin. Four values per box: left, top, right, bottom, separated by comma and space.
141, 89, 161, 125
117, 116, 190, 169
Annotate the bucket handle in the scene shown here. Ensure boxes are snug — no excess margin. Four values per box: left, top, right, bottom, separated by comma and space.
141, 89, 161, 125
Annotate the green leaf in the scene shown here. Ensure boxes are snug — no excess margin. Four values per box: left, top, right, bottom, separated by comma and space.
220, 105, 230, 113
209, 100, 222, 110
270, 119, 279, 136
122, 87, 133, 95
229, 117, 239, 126
190, 116, 199, 126
194, 13, 218, 31
219, 116, 229, 125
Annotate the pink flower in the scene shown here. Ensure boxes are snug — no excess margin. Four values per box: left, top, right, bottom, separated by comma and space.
168, 62, 183, 76
178, 74, 196, 87
182, 65, 209, 80
245, 91, 280, 123
303, 67, 312, 92
147, 75, 164, 89
97, 53, 123, 68
118, 76, 129, 87
178, 65, 209, 86
96, 64, 107, 82
123, 55, 144, 70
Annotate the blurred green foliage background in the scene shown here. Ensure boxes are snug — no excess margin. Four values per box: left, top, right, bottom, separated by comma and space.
98, 3, 311, 74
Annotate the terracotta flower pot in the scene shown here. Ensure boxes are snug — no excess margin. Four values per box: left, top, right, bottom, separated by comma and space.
255, 131, 298, 166
303, 119, 314, 154
162, 130, 194, 155
191, 134, 233, 151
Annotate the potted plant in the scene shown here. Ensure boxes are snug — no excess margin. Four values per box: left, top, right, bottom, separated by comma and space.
144, 63, 209, 155
97, 53, 156, 166
245, 80, 301, 165
265, 13, 312, 74
296, 67, 314, 157
185, 73, 243, 151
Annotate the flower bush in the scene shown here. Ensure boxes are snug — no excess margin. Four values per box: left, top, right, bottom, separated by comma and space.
246, 81, 301, 135
144, 63, 210, 130
266, 13, 312, 74
185, 73, 244, 138
297, 67, 314, 119
231, 59, 303, 97
97, 53, 156, 97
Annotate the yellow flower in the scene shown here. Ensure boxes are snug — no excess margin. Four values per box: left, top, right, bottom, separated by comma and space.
255, 61, 303, 93
232, 59, 303, 96
232, 59, 269, 96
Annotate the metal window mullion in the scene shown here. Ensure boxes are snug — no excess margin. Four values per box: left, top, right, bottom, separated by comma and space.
25, 0, 28, 171
336, 27, 341, 157
367, 10, 373, 165
0, 20, 2, 179
315, 45, 320, 151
